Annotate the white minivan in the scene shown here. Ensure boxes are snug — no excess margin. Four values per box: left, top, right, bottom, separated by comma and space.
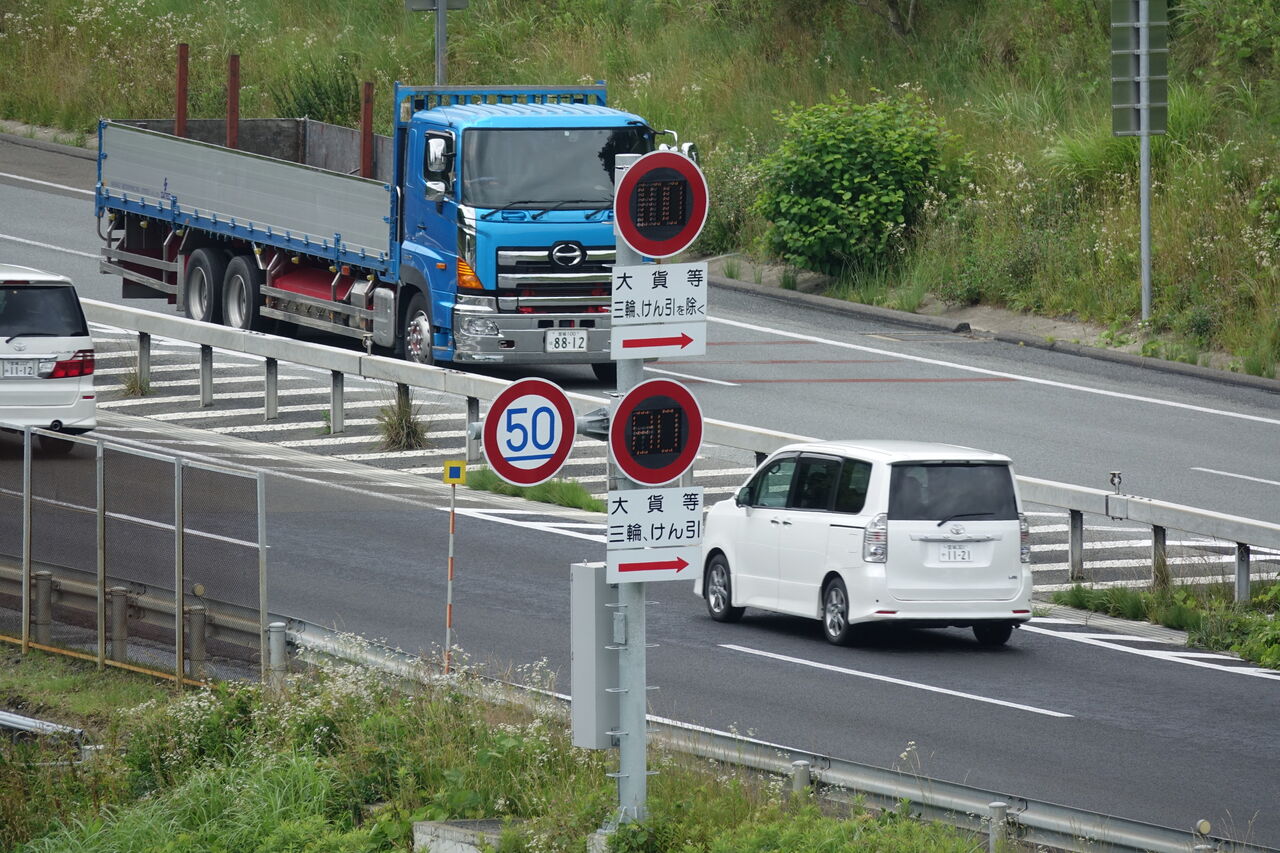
695, 440, 1033, 646
0, 265, 96, 452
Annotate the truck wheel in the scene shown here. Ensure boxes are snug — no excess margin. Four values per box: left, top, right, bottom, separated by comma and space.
222, 255, 268, 331
183, 248, 226, 324
591, 362, 617, 385
403, 292, 435, 365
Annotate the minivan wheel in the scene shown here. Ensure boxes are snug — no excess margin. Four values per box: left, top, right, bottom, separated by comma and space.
36, 433, 75, 456
973, 622, 1014, 646
822, 578, 858, 646
704, 555, 744, 623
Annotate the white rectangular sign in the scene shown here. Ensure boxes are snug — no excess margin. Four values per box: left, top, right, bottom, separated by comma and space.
606, 545, 702, 584
606, 486, 703, 549
610, 321, 706, 359
611, 262, 708, 326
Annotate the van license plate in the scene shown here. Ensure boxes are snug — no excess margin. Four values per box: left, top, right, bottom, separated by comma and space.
938, 544, 973, 562
2, 360, 38, 378
545, 330, 587, 352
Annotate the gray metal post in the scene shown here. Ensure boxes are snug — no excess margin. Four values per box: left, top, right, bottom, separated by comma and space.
137, 331, 151, 388
397, 382, 411, 413
21, 427, 32, 653
1235, 543, 1251, 603
1068, 509, 1085, 582
186, 605, 207, 681
264, 358, 278, 421
199, 344, 213, 407
1151, 524, 1168, 591
434, 0, 447, 85
174, 459, 185, 685
267, 621, 287, 695
96, 441, 106, 669
1139, 0, 1152, 323
465, 396, 481, 462
330, 370, 345, 434
791, 759, 811, 795
33, 570, 52, 646
988, 801, 1009, 853
258, 472, 269, 683
109, 586, 129, 661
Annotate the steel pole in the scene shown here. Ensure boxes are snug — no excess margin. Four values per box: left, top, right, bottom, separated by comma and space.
96, 441, 106, 669
174, 459, 185, 686
1138, 0, 1152, 323
444, 483, 456, 673
21, 427, 32, 654
434, 1, 447, 85
258, 472, 268, 683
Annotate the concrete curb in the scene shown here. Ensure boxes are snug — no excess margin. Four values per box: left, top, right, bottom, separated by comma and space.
0, 129, 96, 161
1033, 597, 1193, 646
710, 273, 1280, 395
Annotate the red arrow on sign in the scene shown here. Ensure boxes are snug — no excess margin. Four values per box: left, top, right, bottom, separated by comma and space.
621, 331, 695, 350
617, 555, 690, 574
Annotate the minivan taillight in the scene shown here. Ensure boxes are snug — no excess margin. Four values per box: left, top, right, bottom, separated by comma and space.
1019, 512, 1031, 564
49, 349, 95, 378
863, 512, 888, 563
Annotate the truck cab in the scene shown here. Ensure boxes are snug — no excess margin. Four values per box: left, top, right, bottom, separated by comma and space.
395, 85, 654, 379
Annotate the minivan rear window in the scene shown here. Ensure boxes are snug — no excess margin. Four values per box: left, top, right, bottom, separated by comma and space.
0, 286, 89, 338
888, 462, 1017, 522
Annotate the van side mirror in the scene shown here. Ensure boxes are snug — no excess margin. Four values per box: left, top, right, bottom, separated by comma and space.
427, 137, 448, 173
734, 486, 750, 507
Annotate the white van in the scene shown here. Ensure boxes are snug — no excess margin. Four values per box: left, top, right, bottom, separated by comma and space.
0, 265, 96, 452
695, 440, 1033, 646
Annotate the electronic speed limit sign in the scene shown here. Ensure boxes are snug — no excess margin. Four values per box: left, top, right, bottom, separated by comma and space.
609, 378, 703, 486
482, 378, 576, 486
613, 150, 709, 259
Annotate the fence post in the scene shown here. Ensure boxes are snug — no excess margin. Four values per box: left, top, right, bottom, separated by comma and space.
465, 396, 480, 462
988, 801, 1008, 853
174, 459, 185, 686
330, 371, 345, 434
1235, 543, 1251, 603
21, 427, 32, 654
33, 571, 53, 646
199, 344, 214, 407
186, 605, 207, 681
96, 441, 107, 669
264, 358, 278, 421
1068, 509, 1085, 582
790, 759, 811, 796
109, 586, 129, 661
267, 621, 287, 696
1151, 525, 1169, 592
257, 472, 268, 684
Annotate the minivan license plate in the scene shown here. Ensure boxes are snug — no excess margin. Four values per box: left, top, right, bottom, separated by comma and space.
545, 330, 587, 352
2, 360, 38, 378
938, 544, 972, 562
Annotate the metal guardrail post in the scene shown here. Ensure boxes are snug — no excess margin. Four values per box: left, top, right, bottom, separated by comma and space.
109, 586, 129, 661
199, 344, 214, 407
33, 571, 53, 646
791, 759, 811, 795
988, 801, 1008, 853
1068, 509, 1085, 582
1235, 544, 1251, 603
186, 605, 207, 681
1151, 525, 1169, 592
330, 370, 344, 434
267, 621, 287, 696
264, 358, 278, 421
21, 427, 32, 654
137, 331, 151, 387
466, 396, 480, 462
397, 382, 410, 411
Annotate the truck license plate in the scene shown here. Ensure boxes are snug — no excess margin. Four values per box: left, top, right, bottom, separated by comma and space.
545, 330, 587, 352
1, 360, 38, 378
938, 544, 973, 563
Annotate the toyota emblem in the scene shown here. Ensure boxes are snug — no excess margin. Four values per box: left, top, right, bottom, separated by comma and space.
12, 342, 27, 352
549, 242, 585, 267
950, 524, 965, 535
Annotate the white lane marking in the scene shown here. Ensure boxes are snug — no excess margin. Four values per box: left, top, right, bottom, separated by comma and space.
712, 316, 1280, 427
452, 507, 605, 544
645, 366, 739, 387
1191, 467, 1280, 487
0, 232, 98, 258
1027, 617, 1085, 624
0, 172, 94, 195
1019, 625, 1280, 679
721, 644, 1073, 718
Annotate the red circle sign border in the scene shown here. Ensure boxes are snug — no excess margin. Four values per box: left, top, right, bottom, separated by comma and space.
482, 378, 576, 487
613, 150, 709, 259
609, 378, 703, 486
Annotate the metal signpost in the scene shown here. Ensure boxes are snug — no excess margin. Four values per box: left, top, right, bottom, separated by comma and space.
1111, 0, 1168, 322
403, 0, 468, 85
442, 460, 466, 673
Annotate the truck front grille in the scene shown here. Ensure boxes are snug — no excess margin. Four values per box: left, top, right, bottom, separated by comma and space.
495, 246, 614, 313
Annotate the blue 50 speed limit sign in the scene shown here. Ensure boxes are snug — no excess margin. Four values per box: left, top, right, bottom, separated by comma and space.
482, 378, 576, 486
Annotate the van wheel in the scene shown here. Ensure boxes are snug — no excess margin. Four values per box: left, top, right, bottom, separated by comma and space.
36, 433, 76, 456
183, 248, 226, 323
822, 578, 861, 646
403, 292, 435, 366
973, 622, 1014, 646
704, 555, 744, 623
222, 255, 267, 331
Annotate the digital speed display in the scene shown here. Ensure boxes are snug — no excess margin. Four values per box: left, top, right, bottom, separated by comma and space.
610, 379, 703, 486
633, 179, 688, 230
626, 397, 685, 469
614, 151, 709, 259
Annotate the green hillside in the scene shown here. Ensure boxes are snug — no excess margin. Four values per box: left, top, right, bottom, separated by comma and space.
2, 0, 1276, 375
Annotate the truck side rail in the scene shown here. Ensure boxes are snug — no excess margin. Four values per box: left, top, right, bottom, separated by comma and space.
96, 121, 396, 278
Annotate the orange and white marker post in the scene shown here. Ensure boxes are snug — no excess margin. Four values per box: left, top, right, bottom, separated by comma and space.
442, 461, 466, 673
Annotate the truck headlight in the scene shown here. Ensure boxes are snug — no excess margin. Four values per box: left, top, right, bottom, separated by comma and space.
462, 317, 500, 336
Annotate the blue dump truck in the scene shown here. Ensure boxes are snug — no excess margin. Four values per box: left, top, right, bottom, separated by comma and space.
96, 84, 677, 381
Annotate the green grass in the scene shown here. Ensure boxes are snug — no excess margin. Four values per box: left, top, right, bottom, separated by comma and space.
467, 466, 605, 512
2, 645, 998, 852
376, 392, 431, 451
0, 0, 1275, 374
0, 647, 167, 727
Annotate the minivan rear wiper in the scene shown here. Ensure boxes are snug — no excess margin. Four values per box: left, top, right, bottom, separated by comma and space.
5, 332, 58, 344
936, 511, 994, 527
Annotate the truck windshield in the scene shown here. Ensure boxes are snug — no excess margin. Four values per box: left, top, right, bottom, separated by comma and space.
462, 127, 650, 209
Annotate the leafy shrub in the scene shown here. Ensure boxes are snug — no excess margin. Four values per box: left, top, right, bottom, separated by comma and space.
696, 139, 767, 255
267, 56, 359, 125
753, 89, 961, 274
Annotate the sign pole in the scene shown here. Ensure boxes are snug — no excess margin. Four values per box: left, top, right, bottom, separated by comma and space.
1138, 0, 1152, 323
445, 481, 455, 673
612, 152, 648, 824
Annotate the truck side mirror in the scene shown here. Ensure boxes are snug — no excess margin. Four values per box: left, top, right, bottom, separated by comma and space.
426, 137, 448, 173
